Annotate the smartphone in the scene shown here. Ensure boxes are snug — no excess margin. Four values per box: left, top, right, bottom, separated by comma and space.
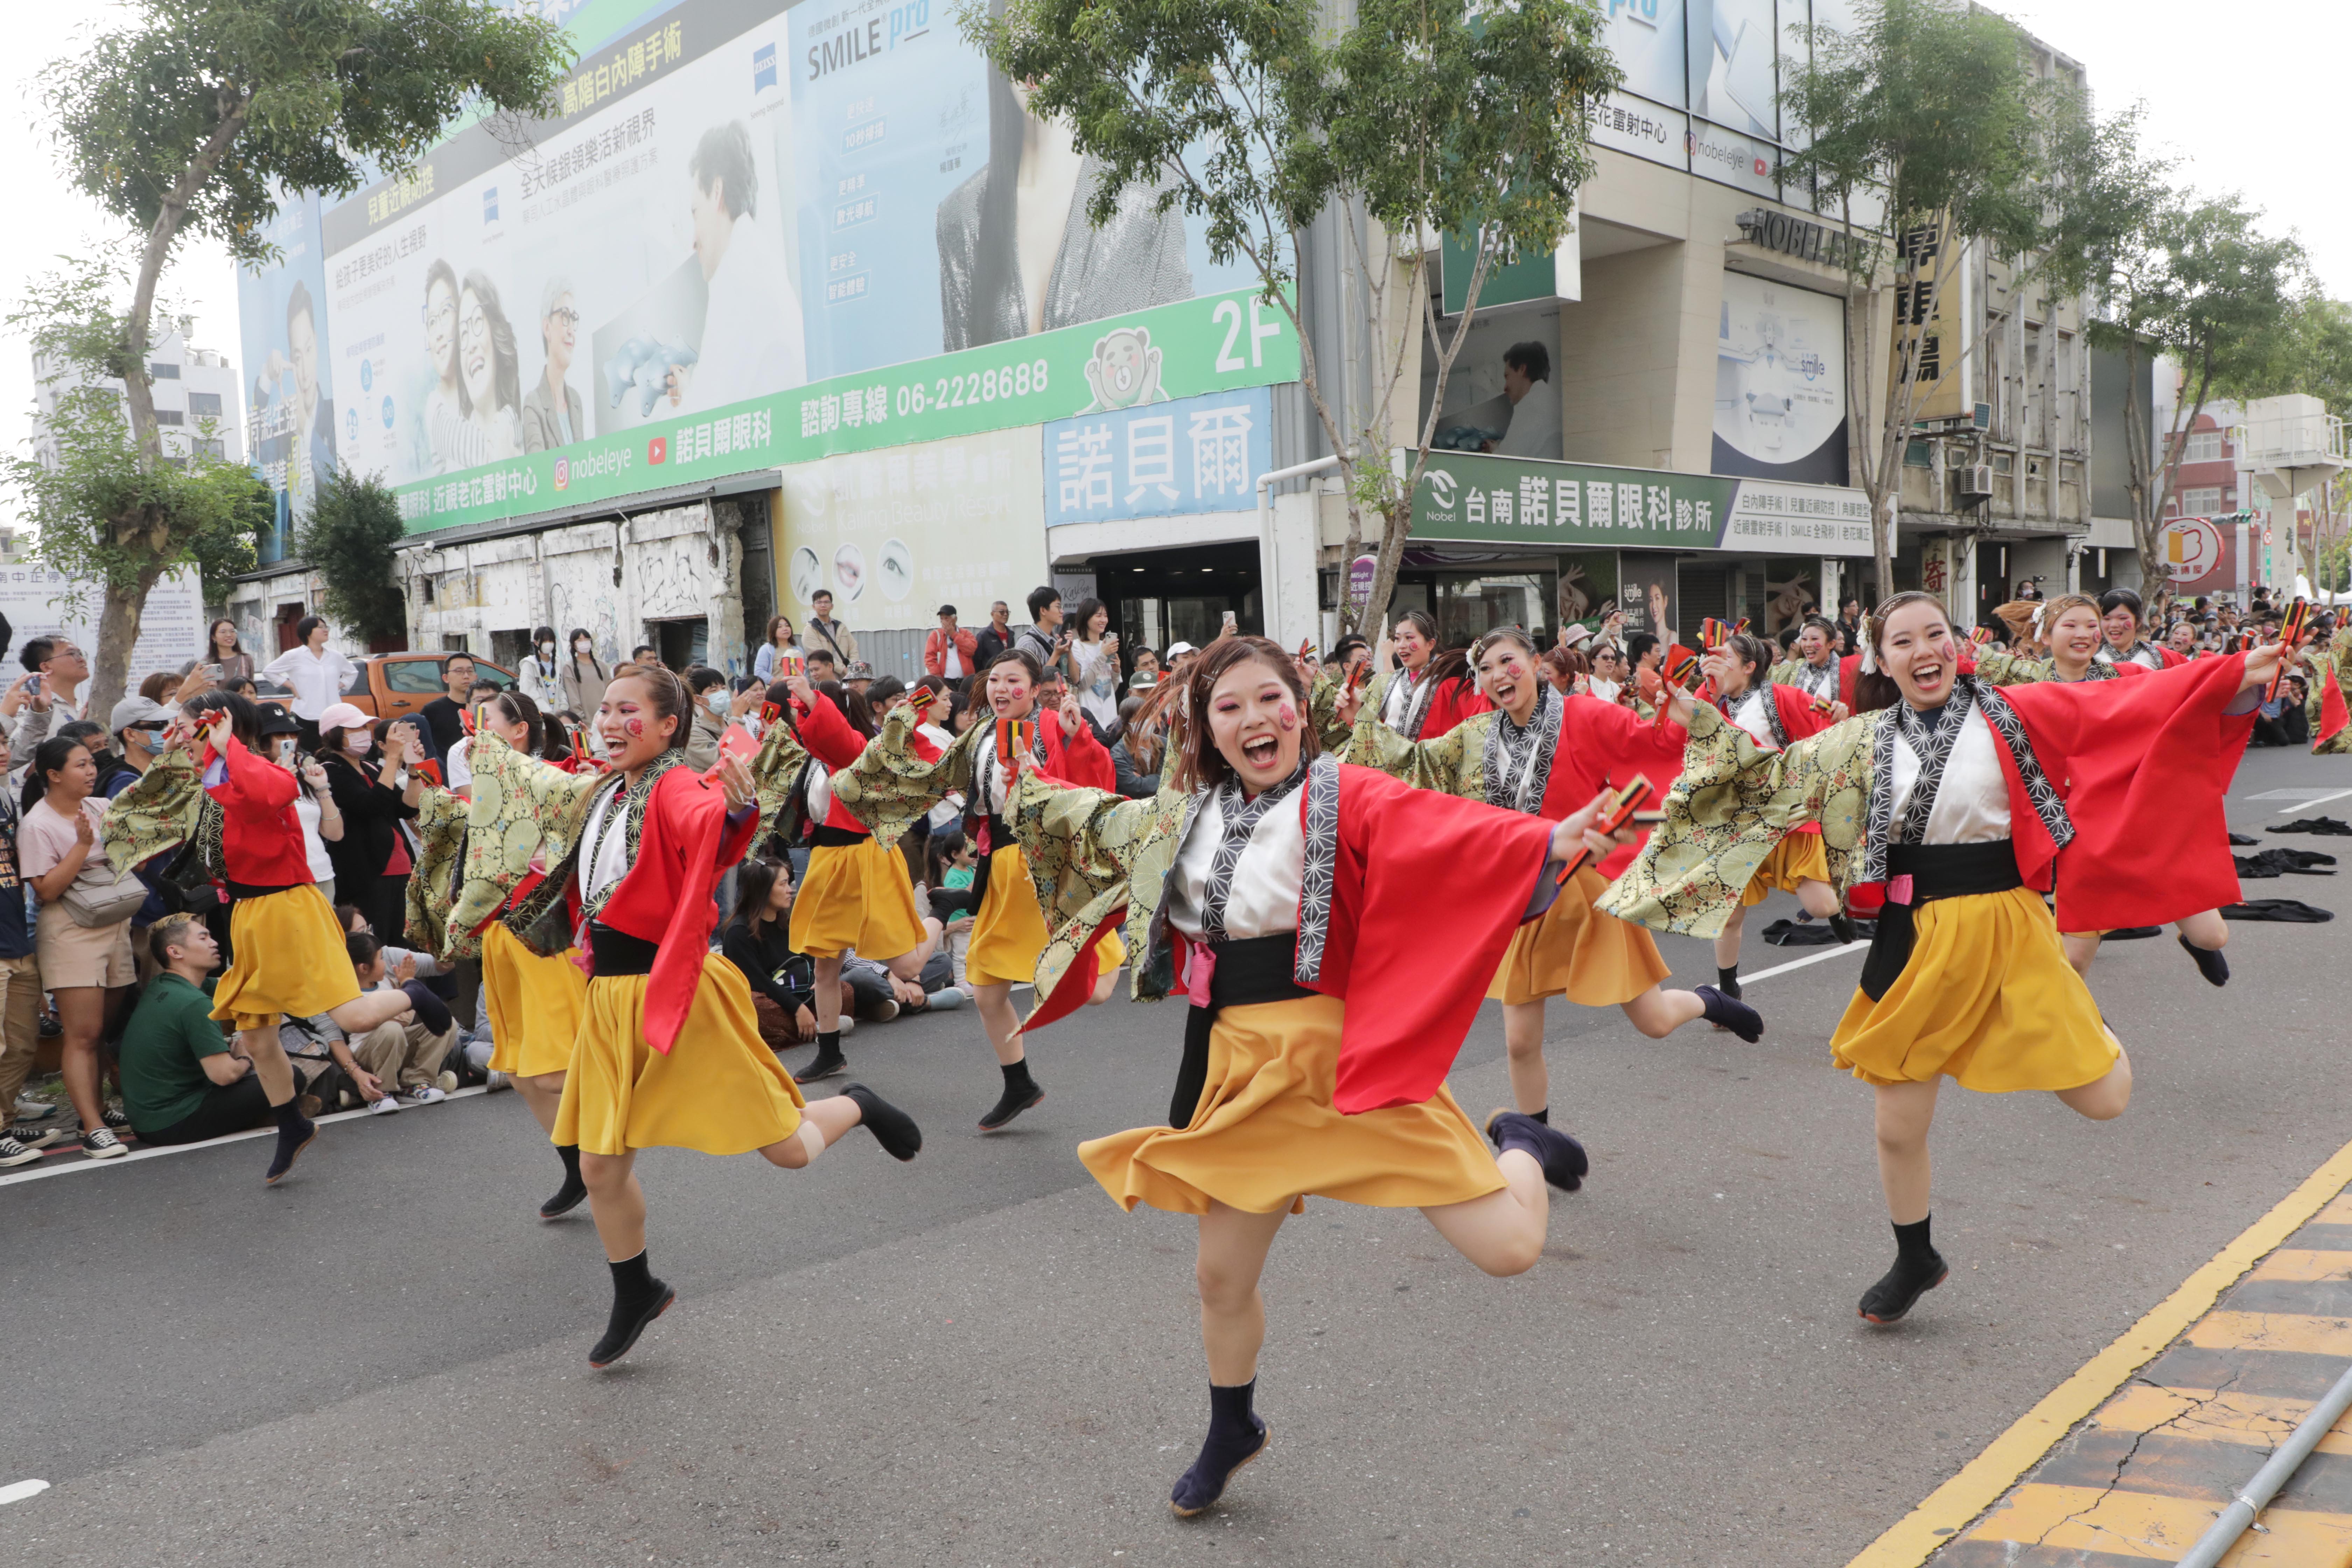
1557, 776, 1656, 884
1222, 611, 1238, 634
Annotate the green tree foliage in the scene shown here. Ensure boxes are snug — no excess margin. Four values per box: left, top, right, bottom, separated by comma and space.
7, 259, 272, 650
41, 0, 570, 716
296, 467, 410, 645
2081, 191, 2304, 590
1782, 0, 2091, 604
962, 0, 1620, 632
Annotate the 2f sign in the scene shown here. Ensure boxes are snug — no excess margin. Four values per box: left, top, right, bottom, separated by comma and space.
1213, 298, 1284, 373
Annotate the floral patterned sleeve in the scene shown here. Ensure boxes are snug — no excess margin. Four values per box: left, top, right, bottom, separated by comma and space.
1341, 709, 1472, 796
1971, 651, 2047, 687
99, 746, 203, 883
1596, 702, 1872, 938
1308, 673, 1352, 757
828, 701, 983, 846
749, 718, 811, 843
1007, 767, 1182, 1013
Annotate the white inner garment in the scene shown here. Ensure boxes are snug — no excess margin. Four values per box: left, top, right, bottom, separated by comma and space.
1886, 710, 2012, 845
1724, 688, 1774, 746
1165, 788, 1306, 941
580, 777, 633, 902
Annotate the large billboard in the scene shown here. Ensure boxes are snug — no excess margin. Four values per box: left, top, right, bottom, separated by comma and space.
295, 0, 1290, 536
1407, 449, 1871, 556
1713, 270, 1846, 485
235, 187, 336, 564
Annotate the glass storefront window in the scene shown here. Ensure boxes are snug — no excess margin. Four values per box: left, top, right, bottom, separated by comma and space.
1432, 570, 1555, 646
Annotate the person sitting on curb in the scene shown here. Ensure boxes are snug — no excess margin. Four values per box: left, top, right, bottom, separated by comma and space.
343, 933, 459, 1107
122, 915, 316, 1147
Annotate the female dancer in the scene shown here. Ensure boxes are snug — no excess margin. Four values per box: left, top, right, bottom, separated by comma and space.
469, 690, 595, 1218
772, 672, 943, 1083
958, 636, 1602, 1516
1364, 611, 1488, 739
1694, 632, 1851, 999
1602, 592, 2273, 1324
826, 649, 1122, 1130
107, 695, 415, 1180
1342, 626, 1760, 1130
1980, 595, 2230, 985
2095, 588, 2184, 671
453, 667, 921, 1366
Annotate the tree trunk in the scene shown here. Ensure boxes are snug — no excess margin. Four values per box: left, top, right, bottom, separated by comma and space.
88, 559, 166, 726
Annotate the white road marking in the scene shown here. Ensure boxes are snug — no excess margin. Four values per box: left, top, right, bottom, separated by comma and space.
1741, 939, 1869, 985
0, 1086, 489, 1190
0, 1479, 50, 1505
2272, 786, 2352, 815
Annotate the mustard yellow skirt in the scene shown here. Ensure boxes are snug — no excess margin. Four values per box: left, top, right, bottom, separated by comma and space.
790, 835, 929, 959
1078, 994, 1505, 1217
1489, 865, 1671, 1007
1741, 830, 1832, 906
553, 954, 807, 1157
1831, 885, 2119, 1092
211, 883, 361, 1032
481, 920, 588, 1079
967, 845, 1049, 986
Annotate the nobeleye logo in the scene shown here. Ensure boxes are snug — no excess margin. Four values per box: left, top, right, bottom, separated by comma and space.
1424, 470, 1458, 509
554, 457, 570, 491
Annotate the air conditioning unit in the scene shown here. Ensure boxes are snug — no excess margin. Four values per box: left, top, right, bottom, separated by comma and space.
1958, 464, 1995, 503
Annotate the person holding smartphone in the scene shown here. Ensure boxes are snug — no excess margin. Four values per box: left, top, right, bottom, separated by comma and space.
313, 702, 427, 948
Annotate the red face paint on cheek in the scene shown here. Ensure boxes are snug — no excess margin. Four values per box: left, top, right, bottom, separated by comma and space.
1276, 702, 1297, 731
625, 717, 644, 737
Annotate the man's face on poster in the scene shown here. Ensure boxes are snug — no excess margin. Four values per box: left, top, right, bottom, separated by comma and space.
289, 308, 318, 415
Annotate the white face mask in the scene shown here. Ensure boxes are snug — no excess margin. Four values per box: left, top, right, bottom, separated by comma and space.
346, 732, 373, 757
704, 692, 727, 714
538, 641, 554, 656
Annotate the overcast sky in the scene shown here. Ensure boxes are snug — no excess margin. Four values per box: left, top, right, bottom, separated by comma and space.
0, 0, 2345, 471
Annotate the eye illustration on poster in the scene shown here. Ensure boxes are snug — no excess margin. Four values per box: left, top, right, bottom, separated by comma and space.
236, 186, 335, 559
1712, 271, 1847, 486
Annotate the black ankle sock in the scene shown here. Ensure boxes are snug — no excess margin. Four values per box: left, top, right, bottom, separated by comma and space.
609, 1250, 656, 1304
2179, 933, 2230, 987
842, 1083, 922, 1161
816, 1030, 841, 1054
1860, 1217, 1947, 1323
273, 1097, 309, 1133
1717, 966, 1740, 993
1002, 1058, 1036, 1092
979, 1059, 1044, 1129
1893, 1216, 1935, 1263
1531, 1106, 1549, 1125
590, 1251, 673, 1367
541, 1144, 588, 1219
1172, 1380, 1268, 1515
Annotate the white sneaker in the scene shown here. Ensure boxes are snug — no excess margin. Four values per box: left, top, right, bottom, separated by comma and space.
435, 1070, 459, 1093
366, 1094, 404, 1115
836, 1016, 856, 1039
403, 1084, 448, 1106
14, 1095, 56, 1120
485, 1070, 512, 1092
0, 1135, 44, 1168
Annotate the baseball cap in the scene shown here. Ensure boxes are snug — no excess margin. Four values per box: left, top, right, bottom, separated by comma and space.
108, 695, 173, 734
256, 705, 300, 738
1166, 641, 1198, 659
317, 701, 370, 734
846, 660, 875, 681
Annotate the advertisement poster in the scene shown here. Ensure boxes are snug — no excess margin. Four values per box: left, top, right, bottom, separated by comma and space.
0, 567, 204, 693
778, 426, 1048, 632
1042, 387, 1273, 527
1408, 449, 1870, 556
1618, 553, 1680, 645
1555, 550, 1620, 626
1713, 271, 1847, 485
236, 187, 336, 562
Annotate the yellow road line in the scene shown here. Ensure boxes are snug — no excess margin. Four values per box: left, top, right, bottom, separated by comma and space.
1963, 1482, 2352, 1562
1843, 1131, 2352, 1568
2183, 1311, 2352, 1357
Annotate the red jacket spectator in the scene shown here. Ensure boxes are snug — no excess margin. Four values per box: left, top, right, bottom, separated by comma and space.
924, 624, 979, 677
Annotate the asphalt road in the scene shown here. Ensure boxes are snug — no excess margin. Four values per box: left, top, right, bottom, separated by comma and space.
5, 743, 2351, 1567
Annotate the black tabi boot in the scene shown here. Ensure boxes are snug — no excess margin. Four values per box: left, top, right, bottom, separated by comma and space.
841, 1083, 922, 1161
264, 1098, 316, 1186
1858, 1217, 1948, 1325
978, 1059, 1044, 1131
799, 1031, 847, 1082
2179, 933, 2230, 987
540, 1143, 588, 1219
589, 1251, 676, 1368
1486, 1109, 1589, 1193
1170, 1379, 1272, 1518
1828, 912, 1860, 945
1694, 985, 1763, 1042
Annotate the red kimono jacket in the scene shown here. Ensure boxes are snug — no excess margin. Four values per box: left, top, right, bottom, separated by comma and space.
1549, 695, 1687, 877
1980, 654, 2253, 931
793, 692, 946, 836
1420, 677, 1492, 738
202, 735, 315, 887
593, 766, 762, 1052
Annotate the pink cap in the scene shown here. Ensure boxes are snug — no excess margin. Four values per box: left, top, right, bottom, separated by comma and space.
317, 702, 369, 733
